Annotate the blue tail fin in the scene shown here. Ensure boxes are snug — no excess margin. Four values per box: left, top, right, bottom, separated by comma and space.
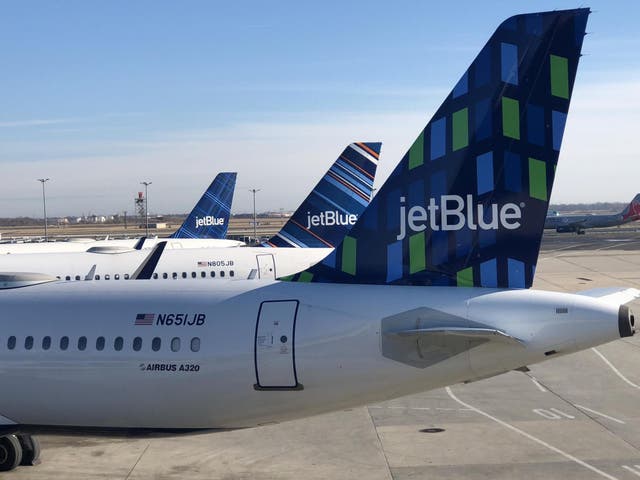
262, 142, 380, 248
170, 172, 237, 239
292, 9, 589, 288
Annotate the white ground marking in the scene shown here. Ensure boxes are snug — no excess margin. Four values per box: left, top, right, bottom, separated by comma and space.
368, 405, 471, 411
574, 405, 626, 425
533, 408, 564, 420
622, 465, 640, 477
446, 387, 619, 480
532, 408, 575, 420
593, 348, 640, 390
550, 407, 575, 419
529, 375, 547, 392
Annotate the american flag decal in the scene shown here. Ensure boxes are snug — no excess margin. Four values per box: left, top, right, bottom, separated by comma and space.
135, 313, 155, 326
197, 261, 208, 268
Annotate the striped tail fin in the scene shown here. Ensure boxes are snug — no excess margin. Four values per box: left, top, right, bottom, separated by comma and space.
170, 172, 237, 239
262, 142, 380, 248
290, 9, 589, 288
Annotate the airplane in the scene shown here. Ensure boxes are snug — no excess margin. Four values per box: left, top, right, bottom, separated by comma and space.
0, 143, 381, 284
544, 193, 640, 234
261, 142, 379, 248
0, 8, 637, 474
0, 172, 244, 254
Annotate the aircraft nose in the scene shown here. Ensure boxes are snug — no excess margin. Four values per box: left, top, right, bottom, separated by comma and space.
619, 305, 635, 338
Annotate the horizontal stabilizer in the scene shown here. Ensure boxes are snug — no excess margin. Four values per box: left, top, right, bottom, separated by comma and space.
387, 327, 524, 346
86, 246, 137, 254
0, 272, 59, 289
577, 288, 640, 307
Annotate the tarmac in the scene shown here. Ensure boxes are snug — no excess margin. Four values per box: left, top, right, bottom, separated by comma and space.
4, 229, 640, 479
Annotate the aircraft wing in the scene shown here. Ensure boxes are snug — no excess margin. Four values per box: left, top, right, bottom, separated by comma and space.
576, 288, 640, 306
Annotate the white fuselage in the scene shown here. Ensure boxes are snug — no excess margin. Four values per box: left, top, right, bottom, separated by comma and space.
0, 247, 332, 282
0, 280, 623, 430
0, 238, 244, 255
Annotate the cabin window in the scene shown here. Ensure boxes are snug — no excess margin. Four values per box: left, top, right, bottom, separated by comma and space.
172, 272, 177, 279
152, 273, 158, 279
163, 273, 168, 279
133, 337, 142, 351
124, 274, 130, 280
152, 337, 161, 352
230, 270, 235, 277
78, 336, 87, 351
190, 337, 201, 352
75, 275, 81, 281
200, 271, 206, 278
96, 337, 105, 351
114, 274, 120, 280
220, 271, 225, 278
24, 336, 34, 350
65, 276, 71, 281
114, 337, 123, 351
191, 272, 196, 278
105, 274, 110, 280
95, 275, 101, 280
171, 337, 181, 352
7, 336, 16, 350
182, 272, 187, 279
56, 276, 61, 280
210, 271, 215, 278
42, 336, 51, 350
60, 336, 69, 350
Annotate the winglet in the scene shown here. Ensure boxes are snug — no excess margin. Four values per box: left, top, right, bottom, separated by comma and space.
170, 172, 237, 239
84, 264, 97, 281
131, 241, 167, 280
262, 143, 380, 248
133, 237, 147, 250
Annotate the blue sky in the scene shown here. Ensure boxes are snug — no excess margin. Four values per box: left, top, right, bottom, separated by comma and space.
1, 1, 639, 216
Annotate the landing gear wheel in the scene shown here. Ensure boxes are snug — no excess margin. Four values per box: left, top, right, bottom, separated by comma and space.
0, 434, 23, 471
18, 434, 41, 466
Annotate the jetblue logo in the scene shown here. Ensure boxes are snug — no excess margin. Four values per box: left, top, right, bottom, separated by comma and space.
397, 195, 523, 240
306, 211, 357, 229
195, 216, 225, 229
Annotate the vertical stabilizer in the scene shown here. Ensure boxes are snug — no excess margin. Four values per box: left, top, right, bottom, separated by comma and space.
262, 143, 380, 248
170, 172, 237, 239
293, 10, 589, 288
622, 194, 640, 222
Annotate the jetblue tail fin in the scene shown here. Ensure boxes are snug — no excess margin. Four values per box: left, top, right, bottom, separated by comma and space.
621, 194, 640, 222
170, 172, 237, 239
261, 143, 380, 248
292, 9, 589, 288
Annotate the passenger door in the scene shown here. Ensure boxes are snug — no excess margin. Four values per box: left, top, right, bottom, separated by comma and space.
256, 254, 276, 279
254, 300, 300, 389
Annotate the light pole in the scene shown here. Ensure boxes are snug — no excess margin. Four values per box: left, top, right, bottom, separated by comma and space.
249, 188, 260, 244
140, 181, 152, 236
36, 178, 50, 241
